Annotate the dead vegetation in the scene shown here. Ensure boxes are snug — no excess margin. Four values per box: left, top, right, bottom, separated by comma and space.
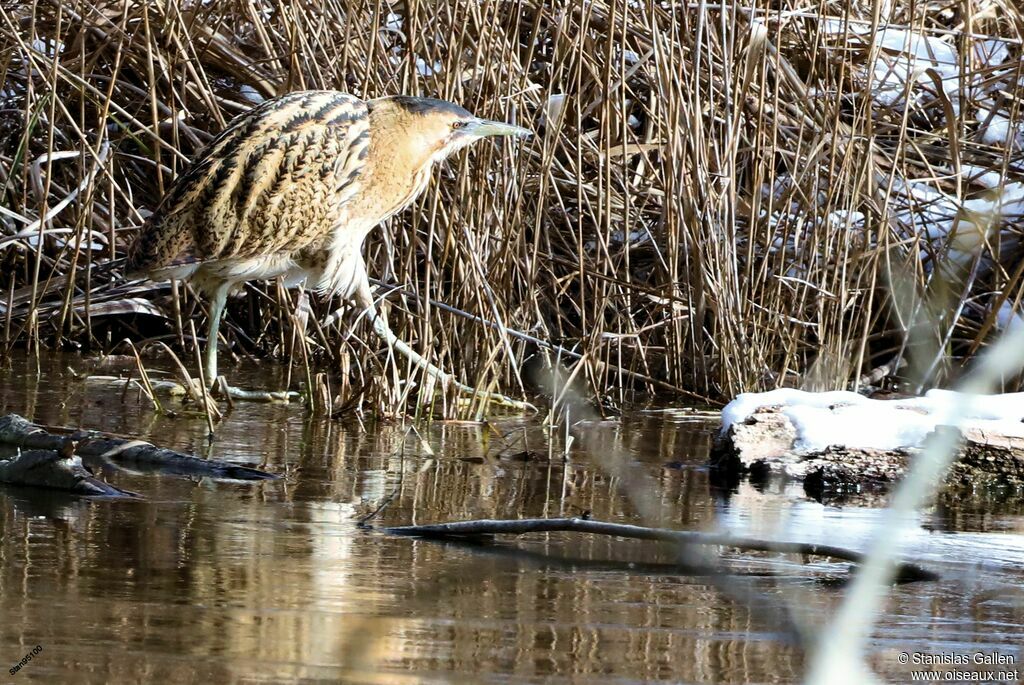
0, 0, 1023, 416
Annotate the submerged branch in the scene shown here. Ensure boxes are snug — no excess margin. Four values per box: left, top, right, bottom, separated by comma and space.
385, 517, 938, 582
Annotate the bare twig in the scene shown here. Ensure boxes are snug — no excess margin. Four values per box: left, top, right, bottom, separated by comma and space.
384, 517, 938, 583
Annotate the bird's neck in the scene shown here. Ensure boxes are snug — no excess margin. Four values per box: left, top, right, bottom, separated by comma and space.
361, 113, 437, 224
314, 117, 437, 298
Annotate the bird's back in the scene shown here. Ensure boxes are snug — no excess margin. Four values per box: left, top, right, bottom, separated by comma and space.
127, 91, 370, 280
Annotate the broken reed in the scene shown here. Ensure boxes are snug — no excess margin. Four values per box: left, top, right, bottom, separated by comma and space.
0, 0, 1022, 415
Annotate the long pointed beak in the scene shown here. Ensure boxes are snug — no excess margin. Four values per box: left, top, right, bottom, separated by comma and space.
471, 118, 533, 138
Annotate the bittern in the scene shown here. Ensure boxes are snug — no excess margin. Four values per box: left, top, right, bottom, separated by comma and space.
127, 91, 532, 409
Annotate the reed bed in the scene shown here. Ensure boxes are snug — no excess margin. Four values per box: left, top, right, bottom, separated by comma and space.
0, 0, 1022, 415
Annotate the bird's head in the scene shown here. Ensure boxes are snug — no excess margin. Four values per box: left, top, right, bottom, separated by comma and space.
368, 95, 531, 165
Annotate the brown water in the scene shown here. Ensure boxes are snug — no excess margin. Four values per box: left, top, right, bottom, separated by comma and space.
1, 353, 1023, 684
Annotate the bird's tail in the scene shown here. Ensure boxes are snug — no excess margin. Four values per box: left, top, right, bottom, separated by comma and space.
71, 256, 129, 282
89, 256, 128, 276
122, 214, 197, 281
70, 257, 151, 295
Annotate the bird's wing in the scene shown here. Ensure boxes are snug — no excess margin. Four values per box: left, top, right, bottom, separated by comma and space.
128, 91, 370, 273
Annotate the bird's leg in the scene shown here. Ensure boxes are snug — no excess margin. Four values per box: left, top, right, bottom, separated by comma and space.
352, 274, 535, 413
204, 283, 228, 384
203, 283, 297, 404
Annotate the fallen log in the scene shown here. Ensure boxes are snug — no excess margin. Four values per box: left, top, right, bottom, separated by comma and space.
384, 516, 938, 582
0, 414, 277, 481
0, 445, 137, 497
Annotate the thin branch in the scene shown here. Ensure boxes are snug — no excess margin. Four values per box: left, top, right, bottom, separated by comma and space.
384, 517, 938, 582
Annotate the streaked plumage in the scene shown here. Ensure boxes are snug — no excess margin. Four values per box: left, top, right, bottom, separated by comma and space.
127, 90, 532, 408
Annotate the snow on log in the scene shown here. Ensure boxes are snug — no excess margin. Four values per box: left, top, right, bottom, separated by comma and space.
711, 389, 1024, 495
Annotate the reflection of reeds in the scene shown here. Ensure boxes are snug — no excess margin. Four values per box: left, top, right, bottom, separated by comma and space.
1, 2, 1022, 414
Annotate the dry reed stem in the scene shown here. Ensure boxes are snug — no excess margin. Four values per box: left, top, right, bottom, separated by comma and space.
0, 0, 1022, 416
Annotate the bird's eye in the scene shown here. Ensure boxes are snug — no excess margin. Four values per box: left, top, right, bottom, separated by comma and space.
451, 121, 468, 130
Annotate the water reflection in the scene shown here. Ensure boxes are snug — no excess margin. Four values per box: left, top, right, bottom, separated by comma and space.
0, 353, 1021, 683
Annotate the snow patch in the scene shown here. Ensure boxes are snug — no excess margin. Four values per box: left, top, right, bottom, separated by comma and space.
973, 39, 1010, 68
721, 388, 1024, 451
544, 94, 567, 129
868, 29, 960, 107
237, 84, 263, 105
887, 174, 1024, 270
415, 58, 442, 76
30, 38, 64, 57
978, 108, 1024, 150
960, 164, 1004, 190
384, 12, 403, 32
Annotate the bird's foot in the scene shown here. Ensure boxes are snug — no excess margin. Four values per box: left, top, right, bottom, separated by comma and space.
211, 377, 300, 404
